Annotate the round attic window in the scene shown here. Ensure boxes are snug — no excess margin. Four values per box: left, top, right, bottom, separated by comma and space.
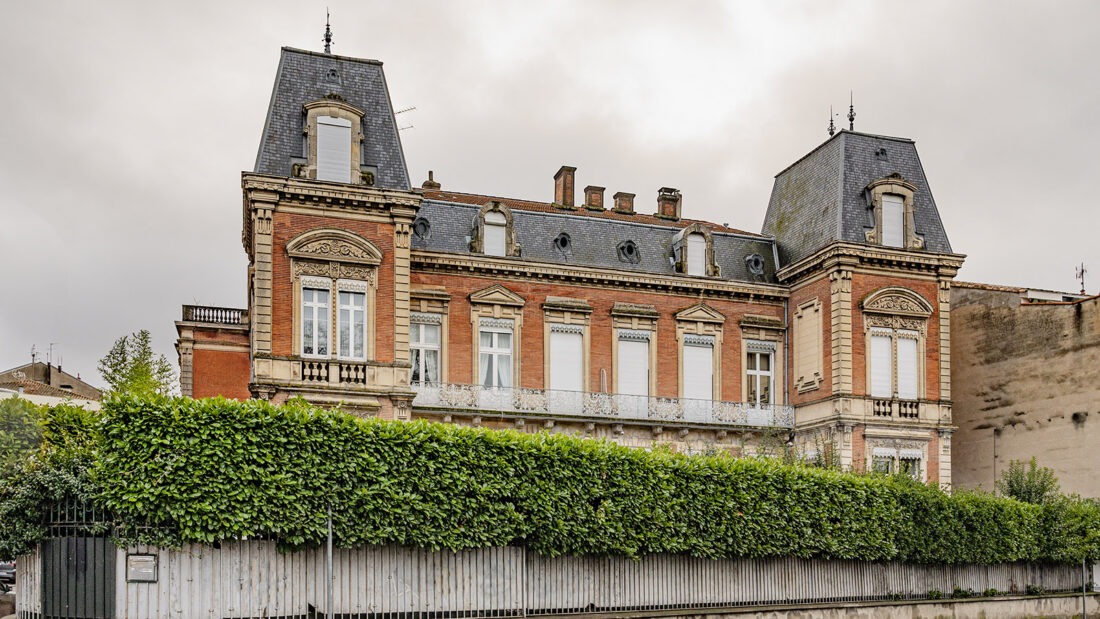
745, 253, 766, 276
412, 217, 431, 240
553, 232, 572, 256
617, 240, 641, 264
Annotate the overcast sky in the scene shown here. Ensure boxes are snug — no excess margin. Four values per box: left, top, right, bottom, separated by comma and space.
2, 1, 1098, 389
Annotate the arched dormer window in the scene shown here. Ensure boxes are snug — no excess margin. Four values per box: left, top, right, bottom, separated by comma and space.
864, 175, 924, 250
299, 99, 371, 185
672, 223, 719, 277
470, 201, 520, 257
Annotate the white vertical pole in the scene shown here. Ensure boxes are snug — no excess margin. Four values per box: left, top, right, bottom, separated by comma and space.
1084, 558, 1088, 619
327, 504, 334, 619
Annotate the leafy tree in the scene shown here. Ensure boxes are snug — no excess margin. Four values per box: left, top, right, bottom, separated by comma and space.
98, 329, 176, 396
996, 457, 1060, 504
0, 397, 43, 476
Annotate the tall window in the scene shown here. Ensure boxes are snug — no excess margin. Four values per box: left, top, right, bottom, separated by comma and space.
548, 325, 583, 393
746, 341, 775, 408
682, 335, 714, 401
881, 194, 904, 248
870, 328, 919, 399
301, 286, 330, 356
338, 289, 366, 359
316, 116, 352, 183
410, 315, 441, 385
871, 448, 923, 480
617, 330, 650, 397
686, 233, 706, 276
483, 211, 507, 257
479, 320, 513, 388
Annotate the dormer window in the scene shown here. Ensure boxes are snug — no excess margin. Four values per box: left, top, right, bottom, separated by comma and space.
686, 233, 706, 276
881, 194, 904, 248
317, 116, 352, 182
864, 175, 924, 250
470, 201, 520, 257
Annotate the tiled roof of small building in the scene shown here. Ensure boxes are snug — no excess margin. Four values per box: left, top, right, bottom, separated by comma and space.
0, 379, 96, 400
413, 190, 780, 285
762, 130, 953, 265
254, 47, 410, 190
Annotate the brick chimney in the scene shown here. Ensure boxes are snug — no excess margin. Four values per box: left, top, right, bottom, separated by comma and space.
421, 170, 441, 190
612, 191, 636, 214
584, 185, 605, 210
554, 165, 577, 208
656, 187, 682, 220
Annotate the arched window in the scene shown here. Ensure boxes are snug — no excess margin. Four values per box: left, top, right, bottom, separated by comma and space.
472, 201, 519, 257
672, 224, 717, 277
686, 233, 707, 276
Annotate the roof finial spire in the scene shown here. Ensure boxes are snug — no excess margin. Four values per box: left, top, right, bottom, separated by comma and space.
847, 91, 856, 131
323, 8, 334, 54
1077, 262, 1088, 295
827, 106, 836, 137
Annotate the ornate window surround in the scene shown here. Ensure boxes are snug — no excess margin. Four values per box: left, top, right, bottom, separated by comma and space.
468, 284, 525, 387
469, 201, 522, 257
863, 174, 924, 250
739, 314, 785, 406
861, 287, 933, 401
411, 287, 451, 384
671, 223, 720, 277
542, 296, 592, 393
288, 228, 381, 360
867, 439, 928, 481
674, 302, 725, 400
298, 98, 369, 184
610, 302, 659, 397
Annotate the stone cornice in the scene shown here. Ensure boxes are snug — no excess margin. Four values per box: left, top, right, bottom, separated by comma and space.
778, 242, 966, 283
412, 251, 789, 302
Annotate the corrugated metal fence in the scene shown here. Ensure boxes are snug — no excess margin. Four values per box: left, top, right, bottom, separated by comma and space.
17, 541, 1087, 618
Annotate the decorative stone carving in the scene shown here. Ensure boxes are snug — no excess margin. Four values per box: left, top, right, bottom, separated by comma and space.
865, 295, 926, 315
395, 223, 411, 249
865, 314, 926, 333
298, 240, 373, 261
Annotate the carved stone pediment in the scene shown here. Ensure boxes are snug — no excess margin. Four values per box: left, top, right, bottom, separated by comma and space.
287, 228, 382, 265
469, 284, 525, 307
861, 287, 933, 317
675, 302, 726, 324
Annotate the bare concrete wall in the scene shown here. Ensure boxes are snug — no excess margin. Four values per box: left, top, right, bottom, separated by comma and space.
952, 288, 1100, 497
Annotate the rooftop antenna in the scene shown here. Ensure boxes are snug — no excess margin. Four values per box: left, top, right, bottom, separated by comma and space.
396, 105, 417, 131
1076, 262, 1088, 295
323, 8, 334, 54
30, 344, 38, 365
827, 106, 836, 137
848, 91, 856, 131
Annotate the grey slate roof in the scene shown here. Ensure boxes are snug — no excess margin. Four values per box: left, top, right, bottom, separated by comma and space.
254, 47, 410, 190
412, 199, 780, 285
761, 130, 952, 265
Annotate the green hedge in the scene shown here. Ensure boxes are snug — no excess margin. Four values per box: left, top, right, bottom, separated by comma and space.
2, 395, 1099, 564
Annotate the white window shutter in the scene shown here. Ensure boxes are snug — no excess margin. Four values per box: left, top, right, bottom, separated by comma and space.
870, 333, 893, 398
897, 334, 919, 400
549, 331, 583, 393
617, 339, 649, 397
882, 194, 904, 248
682, 343, 713, 401
483, 212, 507, 256
317, 116, 352, 183
686, 233, 706, 276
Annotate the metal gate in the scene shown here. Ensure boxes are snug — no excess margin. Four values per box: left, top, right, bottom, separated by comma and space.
40, 499, 115, 619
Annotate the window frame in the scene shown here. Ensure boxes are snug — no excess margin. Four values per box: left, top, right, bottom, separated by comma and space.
336, 280, 367, 361
861, 287, 933, 406
672, 224, 718, 277
300, 276, 331, 359
478, 319, 515, 389
611, 302, 659, 398
542, 297, 592, 394
302, 100, 366, 185
864, 176, 924, 250
745, 340, 776, 409
471, 201, 520, 257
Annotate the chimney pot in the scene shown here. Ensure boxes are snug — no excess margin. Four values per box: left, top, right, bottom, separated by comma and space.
612, 191, 636, 214
553, 166, 577, 208
421, 170, 441, 190
584, 185, 605, 210
656, 187, 682, 220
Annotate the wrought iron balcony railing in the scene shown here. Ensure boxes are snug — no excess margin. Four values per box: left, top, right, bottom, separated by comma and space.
412, 383, 794, 428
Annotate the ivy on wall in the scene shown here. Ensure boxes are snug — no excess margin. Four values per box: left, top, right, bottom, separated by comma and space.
1, 395, 1098, 564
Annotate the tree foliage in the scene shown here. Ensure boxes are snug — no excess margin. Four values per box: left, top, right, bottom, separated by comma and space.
0, 397, 43, 477
98, 329, 176, 396
2, 396, 1098, 564
996, 457, 1061, 505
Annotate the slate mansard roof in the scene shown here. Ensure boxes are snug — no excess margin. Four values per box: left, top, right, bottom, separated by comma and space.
761, 130, 953, 265
254, 47, 411, 190
413, 190, 781, 285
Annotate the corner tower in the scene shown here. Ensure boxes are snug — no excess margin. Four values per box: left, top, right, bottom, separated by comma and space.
764, 130, 964, 485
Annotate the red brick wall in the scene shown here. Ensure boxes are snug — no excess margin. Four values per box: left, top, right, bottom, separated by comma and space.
271, 212, 396, 362
192, 327, 251, 400
412, 272, 785, 401
850, 425, 865, 472
849, 274, 940, 401
788, 274, 833, 406
927, 430, 940, 483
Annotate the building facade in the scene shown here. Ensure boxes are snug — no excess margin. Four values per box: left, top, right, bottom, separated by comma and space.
178, 46, 963, 483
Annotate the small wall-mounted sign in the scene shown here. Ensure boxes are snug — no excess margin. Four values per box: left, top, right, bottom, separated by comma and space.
126, 554, 158, 583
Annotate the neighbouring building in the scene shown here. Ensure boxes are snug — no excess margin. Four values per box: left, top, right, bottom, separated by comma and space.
177, 45, 965, 484
951, 282, 1099, 497
0, 361, 102, 401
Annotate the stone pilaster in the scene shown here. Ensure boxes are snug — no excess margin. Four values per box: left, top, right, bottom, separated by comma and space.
937, 278, 952, 401
391, 207, 416, 365
829, 268, 853, 395
247, 185, 279, 357
938, 428, 953, 488
176, 329, 194, 398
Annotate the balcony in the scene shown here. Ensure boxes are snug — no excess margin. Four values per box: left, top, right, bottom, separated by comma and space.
412, 383, 794, 429
181, 305, 247, 325
871, 398, 921, 419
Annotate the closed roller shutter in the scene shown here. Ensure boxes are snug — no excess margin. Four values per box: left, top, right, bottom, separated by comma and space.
317, 116, 352, 183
